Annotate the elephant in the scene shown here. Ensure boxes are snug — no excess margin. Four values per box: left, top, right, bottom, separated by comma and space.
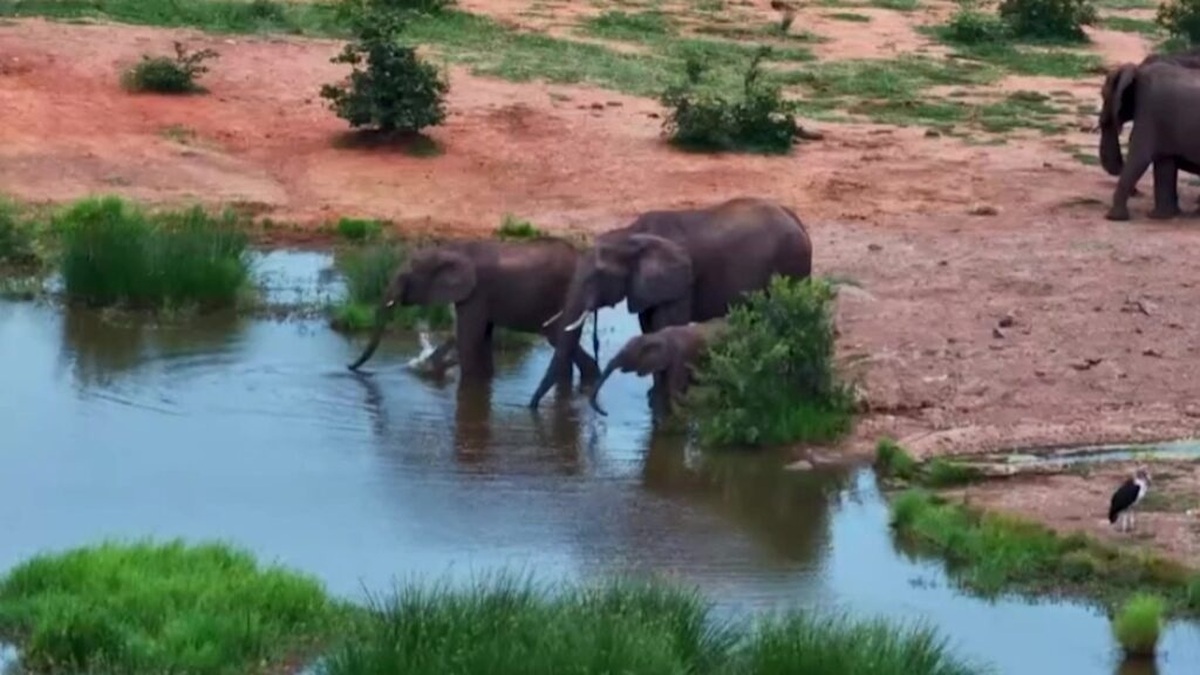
588, 317, 729, 417
1103, 60, 1200, 221
527, 196, 812, 409
1100, 50, 1200, 214
347, 238, 601, 384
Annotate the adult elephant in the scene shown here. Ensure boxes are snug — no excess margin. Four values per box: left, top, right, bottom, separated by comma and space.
1100, 50, 1200, 216
1103, 60, 1200, 221
347, 238, 601, 384
527, 196, 812, 409
588, 318, 729, 418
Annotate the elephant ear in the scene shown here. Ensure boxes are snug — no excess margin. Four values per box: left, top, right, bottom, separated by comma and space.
626, 234, 693, 315
1102, 63, 1137, 129
426, 251, 478, 304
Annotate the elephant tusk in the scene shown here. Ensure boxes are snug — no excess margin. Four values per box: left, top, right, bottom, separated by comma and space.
542, 310, 563, 328
385, 299, 396, 308
564, 312, 588, 332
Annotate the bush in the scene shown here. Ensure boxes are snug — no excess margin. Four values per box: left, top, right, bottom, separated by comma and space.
121, 41, 219, 94
941, 9, 1013, 44
0, 198, 39, 267
660, 47, 801, 154
691, 275, 855, 448
320, 11, 449, 135
997, 0, 1097, 42
1112, 594, 1166, 657
336, 216, 386, 242
0, 540, 344, 675
493, 214, 546, 240
53, 196, 250, 310
329, 242, 453, 331
1157, 0, 1200, 46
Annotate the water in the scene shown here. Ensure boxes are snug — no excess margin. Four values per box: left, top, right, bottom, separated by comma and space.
1, 251, 1198, 674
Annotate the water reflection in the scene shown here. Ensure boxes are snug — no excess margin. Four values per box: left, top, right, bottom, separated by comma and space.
1116, 658, 1159, 675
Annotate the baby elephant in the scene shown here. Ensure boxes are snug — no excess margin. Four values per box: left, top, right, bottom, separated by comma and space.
588, 318, 728, 417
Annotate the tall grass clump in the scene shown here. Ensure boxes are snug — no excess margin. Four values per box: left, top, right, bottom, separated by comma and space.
731, 611, 981, 675
1188, 575, 1200, 610
692, 275, 855, 448
329, 242, 453, 331
1112, 593, 1166, 657
0, 198, 39, 268
660, 47, 801, 155
336, 216, 386, 242
0, 539, 347, 675
890, 489, 1199, 612
1157, 0, 1200, 46
121, 41, 219, 94
53, 196, 250, 310
875, 438, 919, 481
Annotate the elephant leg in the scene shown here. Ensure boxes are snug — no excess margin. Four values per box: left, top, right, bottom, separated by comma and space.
541, 331, 575, 388
1107, 128, 1154, 222
455, 305, 494, 381
1149, 157, 1182, 219
571, 343, 601, 386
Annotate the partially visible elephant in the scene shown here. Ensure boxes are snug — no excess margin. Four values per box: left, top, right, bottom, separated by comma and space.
588, 318, 729, 417
1100, 50, 1200, 214
347, 238, 601, 384
528, 196, 812, 409
1103, 61, 1200, 221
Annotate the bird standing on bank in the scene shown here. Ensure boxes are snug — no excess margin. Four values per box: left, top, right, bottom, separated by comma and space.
1108, 468, 1151, 533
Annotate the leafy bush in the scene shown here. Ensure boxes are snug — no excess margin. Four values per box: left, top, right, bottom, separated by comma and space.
0, 198, 39, 267
691, 275, 855, 448
329, 242, 453, 331
0, 539, 344, 675
53, 196, 250, 310
660, 47, 801, 154
493, 214, 546, 240
941, 9, 1013, 43
336, 216, 386, 242
1112, 594, 1166, 657
997, 0, 1097, 42
121, 41, 219, 94
1157, 0, 1200, 46
320, 10, 449, 135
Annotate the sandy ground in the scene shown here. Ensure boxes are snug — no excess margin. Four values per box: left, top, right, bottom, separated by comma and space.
2, 2, 1200, 565
951, 461, 1200, 568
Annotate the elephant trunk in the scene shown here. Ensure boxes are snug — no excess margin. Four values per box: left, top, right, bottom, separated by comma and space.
347, 282, 401, 371
588, 359, 621, 416
529, 282, 591, 409
1100, 123, 1124, 176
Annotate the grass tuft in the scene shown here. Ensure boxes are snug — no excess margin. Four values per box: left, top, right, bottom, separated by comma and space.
52, 196, 250, 311
0, 198, 40, 268
336, 216, 386, 243
875, 438, 919, 481
1112, 593, 1166, 657
0, 539, 346, 675
493, 214, 547, 240
329, 242, 453, 332
692, 275, 856, 448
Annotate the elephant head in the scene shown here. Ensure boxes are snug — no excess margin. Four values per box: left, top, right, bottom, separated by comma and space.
347, 246, 477, 371
588, 330, 678, 417
528, 233, 694, 408
1099, 63, 1138, 177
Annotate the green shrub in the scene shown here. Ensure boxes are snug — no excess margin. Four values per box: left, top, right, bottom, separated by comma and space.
1187, 576, 1200, 610
320, 10, 449, 135
692, 275, 855, 448
53, 196, 250, 310
660, 47, 801, 154
330, 242, 453, 331
0, 539, 344, 675
493, 214, 546, 240
0, 198, 39, 267
1157, 0, 1200, 46
924, 458, 981, 487
941, 9, 1013, 43
1112, 593, 1166, 657
121, 41, 219, 94
997, 0, 1097, 42
875, 438, 918, 480
732, 611, 980, 675
336, 216, 385, 242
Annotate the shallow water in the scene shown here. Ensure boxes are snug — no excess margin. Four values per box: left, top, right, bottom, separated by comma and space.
1, 250, 1198, 674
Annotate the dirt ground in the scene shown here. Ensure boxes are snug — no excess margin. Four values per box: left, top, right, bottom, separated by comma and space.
950, 460, 1200, 568
3, 3, 1200, 561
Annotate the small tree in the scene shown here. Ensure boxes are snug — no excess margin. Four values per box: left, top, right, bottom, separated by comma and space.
1157, 0, 1200, 47
320, 11, 448, 135
122, 42, 219, 94
997, 0, 1097, 42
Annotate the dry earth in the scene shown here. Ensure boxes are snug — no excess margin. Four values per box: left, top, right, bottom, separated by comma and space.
2, 0, 1200, 563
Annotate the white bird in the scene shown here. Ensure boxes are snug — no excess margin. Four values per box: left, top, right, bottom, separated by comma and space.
1108, 467, 1150, 533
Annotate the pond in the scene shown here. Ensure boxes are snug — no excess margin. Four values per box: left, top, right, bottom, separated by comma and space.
0, 250, 1197, 674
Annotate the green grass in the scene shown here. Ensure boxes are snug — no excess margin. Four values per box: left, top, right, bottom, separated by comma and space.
329, 242, 453, 332
493, 214, 547, 240
0, 197, 40, 268
0, 539, 349, 675
875, 438, 919, 481
1112, 593, 1166, 657
52, 196, 251, 311
0, 0, 343, 35
869, 0, 920, 10
1102, 15, 1161, 35
583, 9, 678, 40
874, 439, 982, 487
889, 489, 1200, 615
335, 216, 386, 243
825, 11, 872, 21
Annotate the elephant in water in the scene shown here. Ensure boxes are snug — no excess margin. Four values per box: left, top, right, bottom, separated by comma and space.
528, 196, 812, 409
1099, 49, 1200, 216
1102, 60, 1200, 221
347, 238, 600, 384
588, 318, 729, 417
